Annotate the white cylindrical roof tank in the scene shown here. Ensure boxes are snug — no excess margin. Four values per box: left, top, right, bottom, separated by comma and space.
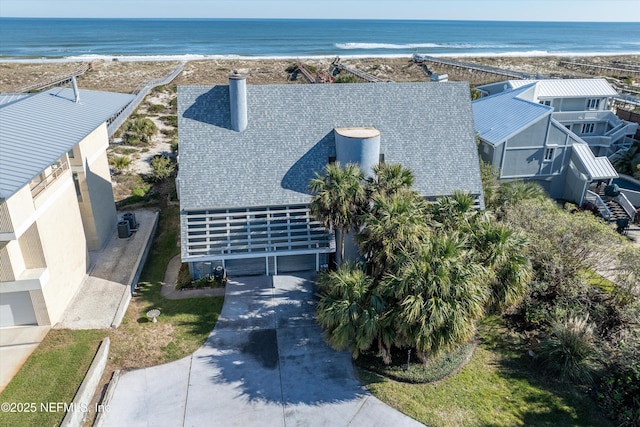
229, 72, 247, 132
334, 127, 381, 177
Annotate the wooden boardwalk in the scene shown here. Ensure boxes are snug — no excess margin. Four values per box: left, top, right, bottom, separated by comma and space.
331, 57, 391, 83
559, 60, 640, 77
106, 63, 185, 137
294, 61, 332, 84
13, 62, 95, 93
413, 54, 538, 80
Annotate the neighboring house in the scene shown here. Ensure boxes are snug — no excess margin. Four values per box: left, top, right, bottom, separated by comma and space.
473, 81, 637, 221
178, 74, 484, 278
0, 85, 133, 328
477, 79, 638, 158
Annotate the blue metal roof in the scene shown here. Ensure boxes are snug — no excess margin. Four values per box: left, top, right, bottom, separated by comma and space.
178, 82, 484, 211
473, 85, 552, 146
572, 143, 618, 180
0, 93, 33, 107
0, 88, 133, 199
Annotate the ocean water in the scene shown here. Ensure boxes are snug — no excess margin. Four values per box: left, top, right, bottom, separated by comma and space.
0, 18, 638, 62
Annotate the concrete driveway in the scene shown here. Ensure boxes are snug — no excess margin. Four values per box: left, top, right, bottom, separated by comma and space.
101, 273, 423, 427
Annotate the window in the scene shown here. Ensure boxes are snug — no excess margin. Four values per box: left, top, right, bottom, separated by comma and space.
544, 148, 555, 161
586, 99, 600, 110
540, 100, 551, 106
328, 156, 336, 164
379, 153, 385, 164
67, 148, 75, 159
72, 172, 82, 201
581, 123, 595, 134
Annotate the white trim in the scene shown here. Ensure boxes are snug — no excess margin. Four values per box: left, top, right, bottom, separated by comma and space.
501, 172, 563, 179
183, 247, 334, 263
0, 268, 49, 293
505, 145, 553, 151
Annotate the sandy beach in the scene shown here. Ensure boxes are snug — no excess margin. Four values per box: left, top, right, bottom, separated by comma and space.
1, 55, 639, 93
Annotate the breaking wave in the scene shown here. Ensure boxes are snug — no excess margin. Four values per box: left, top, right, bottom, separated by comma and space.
335, 42, 529, 50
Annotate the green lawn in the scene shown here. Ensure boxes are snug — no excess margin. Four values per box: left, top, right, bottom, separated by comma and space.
0, 330, 107, 427
108, 205, 224, 367
0, 205, 224, 427
359, 317, 612, 427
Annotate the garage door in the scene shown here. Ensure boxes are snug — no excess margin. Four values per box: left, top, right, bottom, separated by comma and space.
0, 292, 37, 327
225, 257, 267, 277
277, 254, 317, 273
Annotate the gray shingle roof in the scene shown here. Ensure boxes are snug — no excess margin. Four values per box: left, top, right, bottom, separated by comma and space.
178, 82, 483, 210
0, 88, 133, 199
473, 85, 553, 146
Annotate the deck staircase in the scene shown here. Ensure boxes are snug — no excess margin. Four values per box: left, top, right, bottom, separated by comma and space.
593, 184, 632, 223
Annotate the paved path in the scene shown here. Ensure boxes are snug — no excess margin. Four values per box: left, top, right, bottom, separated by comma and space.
102, 273, 424, 427
160, 255, 225, 299
55, 209, 159, 329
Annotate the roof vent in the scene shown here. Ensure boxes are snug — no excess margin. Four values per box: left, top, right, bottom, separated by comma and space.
71, 76, 80, 103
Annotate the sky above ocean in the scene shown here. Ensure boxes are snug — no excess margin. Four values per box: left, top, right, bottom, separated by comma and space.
1, 0, 639, 22
0, 18, 638, 62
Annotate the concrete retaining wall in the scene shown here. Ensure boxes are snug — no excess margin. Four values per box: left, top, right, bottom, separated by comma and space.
60, 337, 110, 427
128, 212, 159, 294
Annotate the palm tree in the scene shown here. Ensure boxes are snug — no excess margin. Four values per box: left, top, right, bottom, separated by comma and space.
315, 263, 393, 363
479, 160, 500, 209
471, 219, 532, 313
122, 117, 157, 146
613, 145, 640, 177
309, 162, 365, 265
497, 180, 546, 207
381, 232, 488, 360
429, 190, 478, 229
109, 154, 132, 174
366, 162, 415, 198
357, 191, 429, 278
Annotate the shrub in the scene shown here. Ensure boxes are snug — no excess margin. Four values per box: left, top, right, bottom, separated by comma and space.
357, 342, 474, 383
159, 115, 177, 127
150, 155, 175, 182
598, 363, 640, 426
148, 103, 165, 113
537, 315, 600, 384
132, 182, 151, 198
122, 117, 157, 146
334, 73, 358, 83
161, 128, 178, 138
598, 327, 640, 426
108, 155, 131, 174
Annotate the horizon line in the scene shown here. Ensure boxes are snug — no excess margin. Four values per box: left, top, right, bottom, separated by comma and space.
1, 16, 638, 24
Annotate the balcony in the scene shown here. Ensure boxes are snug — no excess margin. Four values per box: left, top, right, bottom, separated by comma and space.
552, 110, 615, 123
29, 159, 69, 198
0, 267, 49, 293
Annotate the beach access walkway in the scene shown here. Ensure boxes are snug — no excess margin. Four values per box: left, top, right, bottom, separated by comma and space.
106, 62, 185, 138
100, 272, 424, 427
